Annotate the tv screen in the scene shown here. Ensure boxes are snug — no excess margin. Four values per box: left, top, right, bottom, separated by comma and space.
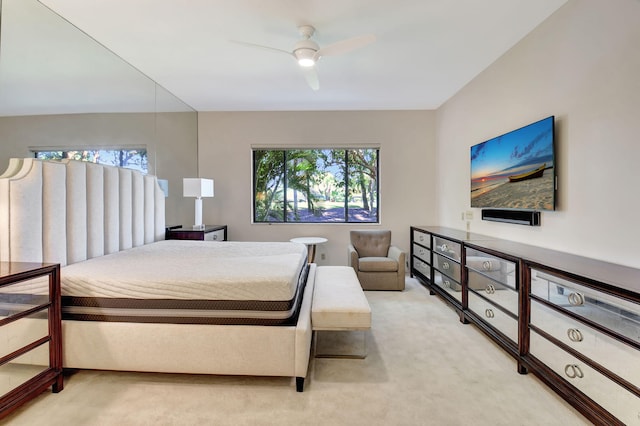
470, 116, 555, 211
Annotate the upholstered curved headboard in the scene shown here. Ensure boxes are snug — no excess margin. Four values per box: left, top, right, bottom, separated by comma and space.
0, 158, 165, 265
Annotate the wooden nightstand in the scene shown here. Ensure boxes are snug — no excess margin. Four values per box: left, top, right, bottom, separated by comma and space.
0, 262, 63, 420
166, 225, 228, 241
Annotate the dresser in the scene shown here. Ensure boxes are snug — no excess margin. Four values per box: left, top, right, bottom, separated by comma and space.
0, 262, 63, 420
166, 225, 227, 241
410, 226, 640, 425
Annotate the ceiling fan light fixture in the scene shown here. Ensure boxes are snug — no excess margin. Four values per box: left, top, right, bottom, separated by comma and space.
295, 48, 317, 67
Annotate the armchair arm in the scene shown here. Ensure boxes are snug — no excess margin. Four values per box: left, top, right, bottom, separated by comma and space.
348, 244, 359, 271
388, 245, 406, 276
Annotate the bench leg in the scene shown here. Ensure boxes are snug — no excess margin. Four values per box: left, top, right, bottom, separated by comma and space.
314, 330, 368, 359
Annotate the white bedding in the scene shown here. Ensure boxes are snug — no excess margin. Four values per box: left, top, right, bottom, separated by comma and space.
59, 240, 307, 301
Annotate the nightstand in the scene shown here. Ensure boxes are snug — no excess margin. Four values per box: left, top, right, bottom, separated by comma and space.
0, 262, 63, 420
166, 225, 228, 241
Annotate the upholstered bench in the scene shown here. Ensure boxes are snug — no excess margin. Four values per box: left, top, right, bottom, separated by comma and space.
311, 266, 372, 358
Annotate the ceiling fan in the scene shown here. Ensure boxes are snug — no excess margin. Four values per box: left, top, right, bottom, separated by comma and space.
232, 25, 376, 91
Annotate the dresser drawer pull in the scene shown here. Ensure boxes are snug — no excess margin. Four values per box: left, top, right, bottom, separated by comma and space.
485, 308, 495, 319
482, 261, 493, 271
444, 280, 451, 288
442, 261, 450, 270
567, 292, 585, 306
419, 248, 426, 256
485, 284, 496, 294
564, 364, 584, 379
567, 328, 583, 342
440, 243, 448, 252
418, 235, 425, 242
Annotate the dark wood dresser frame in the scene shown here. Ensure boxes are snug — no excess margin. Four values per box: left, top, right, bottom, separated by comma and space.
410, 226, 639, 426
0, 262, 63, 420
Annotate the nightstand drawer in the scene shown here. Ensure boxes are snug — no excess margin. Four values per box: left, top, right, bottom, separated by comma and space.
204, 229, 225, 241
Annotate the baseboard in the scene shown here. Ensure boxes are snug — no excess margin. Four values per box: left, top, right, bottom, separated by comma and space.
481, 209, 540, 226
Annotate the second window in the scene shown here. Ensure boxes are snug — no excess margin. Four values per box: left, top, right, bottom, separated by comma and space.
253, 148, 379, 223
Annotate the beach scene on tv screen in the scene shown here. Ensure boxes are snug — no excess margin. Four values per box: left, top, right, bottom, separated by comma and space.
470, 117, 554, 210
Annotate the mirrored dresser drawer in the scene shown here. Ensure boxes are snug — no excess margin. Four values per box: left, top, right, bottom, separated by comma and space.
433, 270, 462, 301
412, 243, 430, 264
433, 253, 461, 282
531, 269, 640, 344
433, 236, 460, 261
412, 257, 431, 280
468, 291, 518, 344
467, 270, 519, 315
465, 247, 517, 291
530, 299, 640, 388
530, 330, 639, 425
412, 229, 431, 248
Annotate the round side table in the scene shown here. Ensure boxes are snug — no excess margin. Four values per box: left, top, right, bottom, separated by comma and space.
289, 237, 328, 263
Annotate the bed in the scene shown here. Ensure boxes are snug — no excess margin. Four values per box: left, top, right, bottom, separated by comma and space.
0, 158, 315, 391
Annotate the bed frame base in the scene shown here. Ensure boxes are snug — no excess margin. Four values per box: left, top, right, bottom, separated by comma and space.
0, 158, 315, 391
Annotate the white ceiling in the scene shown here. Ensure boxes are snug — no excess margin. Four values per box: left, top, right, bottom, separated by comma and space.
8, 0, 568, 113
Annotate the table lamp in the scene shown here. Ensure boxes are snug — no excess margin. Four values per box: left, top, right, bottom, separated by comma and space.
183, 178, 214, 229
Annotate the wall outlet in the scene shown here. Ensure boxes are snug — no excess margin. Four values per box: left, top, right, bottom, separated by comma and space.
320, 253, 326, 260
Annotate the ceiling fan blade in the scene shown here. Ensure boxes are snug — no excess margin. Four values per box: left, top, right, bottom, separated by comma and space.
229, 40, 294, 58
316, 34, 376, 58
301, 66, 319, 91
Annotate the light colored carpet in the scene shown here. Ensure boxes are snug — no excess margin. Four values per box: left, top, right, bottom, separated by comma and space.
4, 278, 589, 426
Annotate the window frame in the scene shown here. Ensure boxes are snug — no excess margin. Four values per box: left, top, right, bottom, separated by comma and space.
251, 147, 380, 224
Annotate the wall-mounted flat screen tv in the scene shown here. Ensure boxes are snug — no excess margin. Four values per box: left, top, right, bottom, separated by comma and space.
470, 116, 555, 211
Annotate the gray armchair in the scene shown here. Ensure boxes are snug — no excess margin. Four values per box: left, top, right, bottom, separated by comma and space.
348, 230, 405, 291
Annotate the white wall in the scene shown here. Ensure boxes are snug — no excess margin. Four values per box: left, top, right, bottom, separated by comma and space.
436, 0, 640, 268
198, 110, 436, 266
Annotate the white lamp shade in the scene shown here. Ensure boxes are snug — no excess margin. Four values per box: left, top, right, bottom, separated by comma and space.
183, 178, 214, 198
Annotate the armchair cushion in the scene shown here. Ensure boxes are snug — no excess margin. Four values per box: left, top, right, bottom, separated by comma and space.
358, 257, 398, 272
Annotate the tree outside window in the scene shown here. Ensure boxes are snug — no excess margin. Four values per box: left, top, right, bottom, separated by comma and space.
253, 148, 379, 223
33, 149, 148, 173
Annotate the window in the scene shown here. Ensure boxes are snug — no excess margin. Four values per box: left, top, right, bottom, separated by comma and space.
33, 148, 148, 173
253, 148, 379, 223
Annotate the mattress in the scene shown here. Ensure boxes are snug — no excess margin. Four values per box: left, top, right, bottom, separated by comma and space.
2, 240, 310, 326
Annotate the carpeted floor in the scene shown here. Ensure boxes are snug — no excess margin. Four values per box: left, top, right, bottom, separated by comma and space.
4, 278, 589, 425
